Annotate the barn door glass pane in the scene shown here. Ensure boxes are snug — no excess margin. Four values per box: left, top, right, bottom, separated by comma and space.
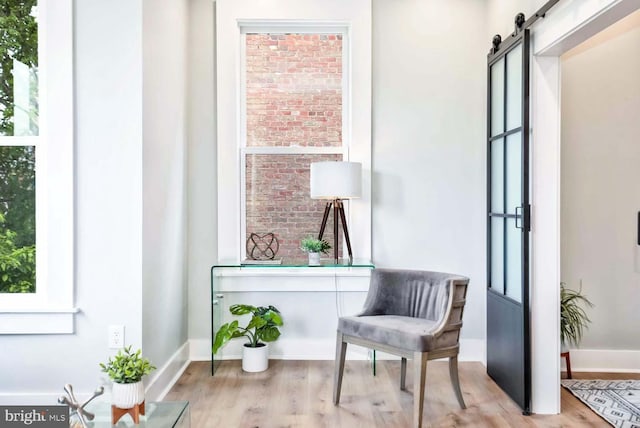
506, 44, 522, 130
491, 58, 505, 137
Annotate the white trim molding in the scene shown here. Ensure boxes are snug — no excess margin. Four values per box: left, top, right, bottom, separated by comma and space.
0, 0, 75, 334
564, 349, 640, 373
145, 342, 191, 402
528, 0, 640, 414
216, 0, 372, 264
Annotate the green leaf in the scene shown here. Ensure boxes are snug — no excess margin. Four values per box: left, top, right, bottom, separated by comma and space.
260, 326, 281, 342
246, 315, 267, 331
264, 310, 283, 326
229, 304, 256, 316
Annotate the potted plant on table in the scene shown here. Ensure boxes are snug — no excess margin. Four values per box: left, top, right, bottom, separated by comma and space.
300, 237, 331, 265
213, 304, 283, 372
100, 346, 155, 412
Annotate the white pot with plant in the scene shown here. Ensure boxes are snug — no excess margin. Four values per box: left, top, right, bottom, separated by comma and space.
560, 282, 593, 352
213, 304, 283, 372
300, 237, 331, 265
100, 346, 156, 409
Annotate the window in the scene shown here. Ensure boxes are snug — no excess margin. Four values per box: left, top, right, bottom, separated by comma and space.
0, 0, 38, 293
217, 0, 372, 263
0, 0, 75, 333
242, 32, 346, 260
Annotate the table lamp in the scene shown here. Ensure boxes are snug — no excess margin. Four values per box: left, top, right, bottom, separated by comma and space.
310, 161, 362, 263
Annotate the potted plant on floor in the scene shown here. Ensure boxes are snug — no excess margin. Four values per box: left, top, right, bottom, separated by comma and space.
100, 346, 156, 419
213, 304, 283, 372
300, 237, 331, 265
560, 282, 594, 350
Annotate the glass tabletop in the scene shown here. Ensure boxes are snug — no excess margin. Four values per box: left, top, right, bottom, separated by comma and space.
72, 401, 189, 428
214, 258, 375, 268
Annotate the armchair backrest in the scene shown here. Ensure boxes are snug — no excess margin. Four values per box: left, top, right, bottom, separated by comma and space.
360, 269, 469, 326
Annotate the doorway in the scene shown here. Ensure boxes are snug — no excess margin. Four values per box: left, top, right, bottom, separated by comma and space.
559, 6, 640, 409
529, 0, 640, 414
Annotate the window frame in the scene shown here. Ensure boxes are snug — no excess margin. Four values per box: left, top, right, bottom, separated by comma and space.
0, 0, 76, 333
216, 0, 372, 264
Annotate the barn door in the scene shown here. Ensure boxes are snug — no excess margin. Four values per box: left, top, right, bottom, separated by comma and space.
486, 28, 531, 414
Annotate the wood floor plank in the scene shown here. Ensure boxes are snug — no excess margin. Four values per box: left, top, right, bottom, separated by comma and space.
165, 360, 635, 427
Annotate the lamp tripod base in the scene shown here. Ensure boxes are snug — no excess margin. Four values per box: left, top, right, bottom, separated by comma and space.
317, 199, 353, 264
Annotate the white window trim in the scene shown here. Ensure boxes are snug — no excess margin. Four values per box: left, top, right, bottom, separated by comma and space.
0, 0, 76, 334
216, 0, 372, 264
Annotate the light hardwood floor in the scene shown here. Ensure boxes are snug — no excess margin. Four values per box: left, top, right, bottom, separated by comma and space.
165, 360, 632, 427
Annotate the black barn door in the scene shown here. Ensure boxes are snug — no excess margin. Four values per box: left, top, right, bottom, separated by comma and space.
486, 28, 531, 414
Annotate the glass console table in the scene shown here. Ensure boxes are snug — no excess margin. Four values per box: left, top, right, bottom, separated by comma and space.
210, 259, 375, 375
71, 401, 189, 427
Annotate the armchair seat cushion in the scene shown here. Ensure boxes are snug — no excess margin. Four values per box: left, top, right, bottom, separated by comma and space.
339, 315, 454, 352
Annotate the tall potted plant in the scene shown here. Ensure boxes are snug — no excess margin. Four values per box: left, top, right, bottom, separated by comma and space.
560, 282, 593, 350
100, 346, 155, 410
213, 304, 283, 372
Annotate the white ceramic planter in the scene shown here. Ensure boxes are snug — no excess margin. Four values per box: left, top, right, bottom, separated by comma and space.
112, 381, 145, 409
308, 252, 321, 266
242, 343, 269, 372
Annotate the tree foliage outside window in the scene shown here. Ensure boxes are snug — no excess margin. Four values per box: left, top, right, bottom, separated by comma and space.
0, 0, 38, 293
0, 0, 38, 136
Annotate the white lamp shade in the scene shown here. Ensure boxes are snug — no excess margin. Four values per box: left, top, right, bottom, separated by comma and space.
310, 161, 362, 200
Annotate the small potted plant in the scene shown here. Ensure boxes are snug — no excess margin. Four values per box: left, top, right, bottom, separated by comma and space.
300, 237, 331, 265
100, 346, 156, 410
560, 282, 593, 351
213, 304, 283, 372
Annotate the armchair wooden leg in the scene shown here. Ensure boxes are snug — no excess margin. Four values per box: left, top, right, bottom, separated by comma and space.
400, 357, 407, 391
449, 355, 466, 409
413, 351, 428, 428
333, 332, 348, 405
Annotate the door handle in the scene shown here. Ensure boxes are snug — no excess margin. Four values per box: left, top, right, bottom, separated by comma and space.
515, 206, 522, 229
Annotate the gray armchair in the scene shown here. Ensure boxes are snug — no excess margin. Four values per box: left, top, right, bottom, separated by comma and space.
333, 268, 469, 428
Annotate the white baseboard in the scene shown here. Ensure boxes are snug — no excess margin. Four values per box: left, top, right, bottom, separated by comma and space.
563, 348, 640, 373
189, 338, 485, 363
0, 343, 191, 406
145, 342, 191, 401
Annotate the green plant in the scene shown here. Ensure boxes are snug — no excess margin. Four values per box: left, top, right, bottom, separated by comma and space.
99, 346, 156, 384
300, 237, 331, 254
213, 304, 283, 353
560, 282, 594, 347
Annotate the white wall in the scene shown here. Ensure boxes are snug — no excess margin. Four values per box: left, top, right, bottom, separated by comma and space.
0, 0, 193, 403
561, 10, 640, 350
141, 0, 190, 393
186, 0, 218, 350
185, 0, 489, 358
371, 0, 487, 342
0, 0, 144, 403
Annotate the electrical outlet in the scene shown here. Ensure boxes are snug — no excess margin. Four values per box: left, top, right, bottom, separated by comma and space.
108, 325, 125, 349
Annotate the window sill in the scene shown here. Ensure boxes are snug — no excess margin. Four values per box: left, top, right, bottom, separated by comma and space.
0, 307, 79, 334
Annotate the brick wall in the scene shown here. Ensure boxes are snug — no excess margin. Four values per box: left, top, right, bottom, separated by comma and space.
245, 34, 342, 147
246, 154, 343, 261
